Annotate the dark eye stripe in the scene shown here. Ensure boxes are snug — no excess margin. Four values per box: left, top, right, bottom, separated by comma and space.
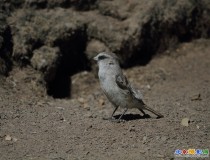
98, 55, 108, 60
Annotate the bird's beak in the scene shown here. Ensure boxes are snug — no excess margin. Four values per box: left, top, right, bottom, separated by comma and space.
93, 56, 98, 61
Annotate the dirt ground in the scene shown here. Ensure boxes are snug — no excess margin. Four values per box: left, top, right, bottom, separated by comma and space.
0, 39, 210, 160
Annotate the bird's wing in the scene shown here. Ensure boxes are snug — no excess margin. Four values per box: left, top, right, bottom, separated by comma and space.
115, 74, 143, 101
115, 74, 129, 90
115, 74, 163, 118
129, 85, 143, 100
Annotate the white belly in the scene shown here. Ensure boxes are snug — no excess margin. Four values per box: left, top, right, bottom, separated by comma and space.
100, 75, 136, 108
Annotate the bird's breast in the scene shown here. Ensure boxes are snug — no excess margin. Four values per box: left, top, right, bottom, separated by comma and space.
99, 74, 130, 107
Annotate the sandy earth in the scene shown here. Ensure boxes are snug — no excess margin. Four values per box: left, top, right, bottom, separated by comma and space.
0, 39, 210, 160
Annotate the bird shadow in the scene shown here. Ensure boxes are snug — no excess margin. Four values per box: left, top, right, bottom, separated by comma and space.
113, 113, 151, 121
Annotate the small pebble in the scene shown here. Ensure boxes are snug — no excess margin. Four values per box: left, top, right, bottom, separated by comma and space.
181, 118, 190, 127
99, 98, 105, 106
5, 135, 12, 141
78, 97, 85, 104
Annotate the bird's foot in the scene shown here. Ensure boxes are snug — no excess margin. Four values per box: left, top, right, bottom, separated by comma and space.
103, 117, 125, 123
112, 118, 126, 123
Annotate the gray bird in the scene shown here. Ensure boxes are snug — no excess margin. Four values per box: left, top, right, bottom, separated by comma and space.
94, 52, 163, 121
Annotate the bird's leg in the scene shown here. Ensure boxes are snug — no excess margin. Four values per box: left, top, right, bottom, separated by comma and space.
103, 106, 119, 121
139, 109, 146, 115
138, 108, 151, 118
118, 108, 128, 120
111, 106, 119, 119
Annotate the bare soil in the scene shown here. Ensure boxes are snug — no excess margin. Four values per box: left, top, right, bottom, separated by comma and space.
0, 39, 210, 160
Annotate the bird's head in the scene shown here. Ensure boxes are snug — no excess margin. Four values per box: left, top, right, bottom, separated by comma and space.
93, 52, 120, 65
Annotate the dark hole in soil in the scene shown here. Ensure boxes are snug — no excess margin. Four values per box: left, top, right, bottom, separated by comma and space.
123, 21, 158, 68
47, 30, 90, 98
123, 9, 203, 68
0, 26, 13, 75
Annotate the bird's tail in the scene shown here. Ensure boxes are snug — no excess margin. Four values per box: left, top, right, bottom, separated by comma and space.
143, 104, 164, 118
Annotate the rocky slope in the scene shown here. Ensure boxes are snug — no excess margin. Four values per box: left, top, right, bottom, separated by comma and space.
1, 0, 210, 97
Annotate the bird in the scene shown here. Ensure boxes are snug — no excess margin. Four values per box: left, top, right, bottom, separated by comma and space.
93, 52, 164, 121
